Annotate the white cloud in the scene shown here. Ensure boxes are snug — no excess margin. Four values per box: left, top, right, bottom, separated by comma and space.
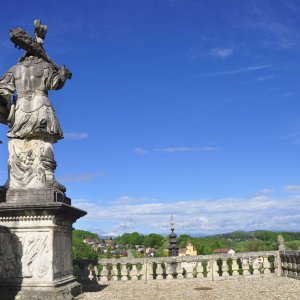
111, 195, 157, 205
73, 191, 300, 235
156, 147, 217, 153
284, 185, 300, 193
257, 188, 274, 195
134, 147, 148, 155
64, 132, 89, 140
210, 47, 234, 58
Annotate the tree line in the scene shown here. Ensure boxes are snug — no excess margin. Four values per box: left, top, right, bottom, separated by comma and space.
72, 229, 300, 259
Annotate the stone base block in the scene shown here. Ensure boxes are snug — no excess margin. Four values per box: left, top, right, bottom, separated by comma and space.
1, 279, 81, 300
3, 188, 71, 205
0, 202, 86, 300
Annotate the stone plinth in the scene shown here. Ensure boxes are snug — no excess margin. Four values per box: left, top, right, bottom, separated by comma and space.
0, 201, 86, 300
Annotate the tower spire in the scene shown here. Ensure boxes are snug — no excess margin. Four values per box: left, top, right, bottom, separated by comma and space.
168, 215, 179, 256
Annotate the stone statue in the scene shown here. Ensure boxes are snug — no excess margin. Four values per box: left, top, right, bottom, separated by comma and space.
0, 20, 71, 194
0, 20, 85, 299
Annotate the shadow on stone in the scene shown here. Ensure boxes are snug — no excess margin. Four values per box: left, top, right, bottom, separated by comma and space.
0, 225, 23, 300
81, 283, 108, 293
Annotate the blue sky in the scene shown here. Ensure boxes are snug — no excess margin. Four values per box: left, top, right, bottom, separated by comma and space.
1, 0, 300, 236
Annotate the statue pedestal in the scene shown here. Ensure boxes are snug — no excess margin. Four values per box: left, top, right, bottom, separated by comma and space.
0, 200, 86, 300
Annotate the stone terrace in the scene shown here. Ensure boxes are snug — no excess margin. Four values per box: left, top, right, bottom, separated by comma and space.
80, 277, 300, 300
74, 250, 300, 299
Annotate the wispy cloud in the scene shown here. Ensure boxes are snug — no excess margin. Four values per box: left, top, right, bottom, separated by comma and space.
233, 2, 300, 50
64, 132, 89, 141
190, 47, 234, 59
74, 190, 300, 235
156, 147, 217, 153
275, 132, 300, 144
208, 64, 271, 77
276, 132, 300, 140
257, 188, 274, 195
210, 47, 234, 58
134, 147, 148, 155
254, 75, 275, 82
58, 172, 104, 183
284, 185, 300, 193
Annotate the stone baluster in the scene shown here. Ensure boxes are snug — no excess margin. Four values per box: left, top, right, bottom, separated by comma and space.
156, 262, 164, 280
274, 253, 280, 276
176, 262, 184, 279
206, 260, 211, 278
291, 255, 298, 276
287, 255, 293, 275
231, 257, 239, 276
130, 264, 138, 281
221, 258, 229, 277
138, 264, 145, 281
211, 259, 219, 279
281, 254, 288, 276
165, 262, 174, 279
111, 263, 118, 281
94, 265, 100, 281
185, 262, 194, 279
263, 256, 271, 274
252, 257, 260, 275
120, 263, 128, 281
196, 261, 204, 278
146, 262, 154, 281
242, 258, 250, 275
296, 255, 300, 277
100, 263, 109, 282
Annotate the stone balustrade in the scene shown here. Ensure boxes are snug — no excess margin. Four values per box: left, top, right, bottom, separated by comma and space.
74, 251, 278, 284
280, 250, 300, 279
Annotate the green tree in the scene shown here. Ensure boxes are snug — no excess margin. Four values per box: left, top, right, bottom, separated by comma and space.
116, 232, 144, 247
72, 236, 98, 259
178, 234, 192, 248
73, 229, 99, 240
144, 233, 164, 248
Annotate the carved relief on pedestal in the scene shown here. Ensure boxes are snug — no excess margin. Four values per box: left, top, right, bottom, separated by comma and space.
20, 231, 51, 278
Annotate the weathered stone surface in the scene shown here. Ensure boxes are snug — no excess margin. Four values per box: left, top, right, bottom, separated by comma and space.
0, 202, 86, 299
0, 20, 71, 195
4, 188, 71, 205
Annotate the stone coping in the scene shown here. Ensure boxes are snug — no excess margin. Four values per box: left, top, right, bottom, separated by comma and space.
95, 250, 279, 265
0, 202, 87, 221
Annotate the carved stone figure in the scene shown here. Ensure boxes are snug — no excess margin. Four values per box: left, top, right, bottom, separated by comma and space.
0, 20, 71, 193
0, 20, 86, 300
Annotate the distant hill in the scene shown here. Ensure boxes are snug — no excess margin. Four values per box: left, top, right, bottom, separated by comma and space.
177, 230, 300, 254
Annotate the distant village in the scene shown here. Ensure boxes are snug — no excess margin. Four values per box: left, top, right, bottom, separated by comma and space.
82, 236, 235, 258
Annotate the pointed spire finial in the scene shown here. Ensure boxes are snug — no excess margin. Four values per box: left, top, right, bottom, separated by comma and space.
170, 214, 174, 231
